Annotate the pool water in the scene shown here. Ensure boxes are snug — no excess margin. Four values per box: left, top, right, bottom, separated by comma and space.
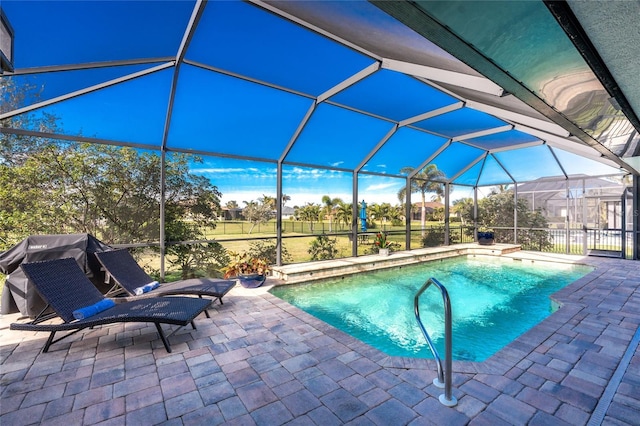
270, 256, 592, 361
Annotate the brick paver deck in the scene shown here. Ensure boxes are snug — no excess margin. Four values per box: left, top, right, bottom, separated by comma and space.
1, 251, 639, 425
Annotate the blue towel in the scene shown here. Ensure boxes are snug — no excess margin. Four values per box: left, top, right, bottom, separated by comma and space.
72, 299, 116, 320
134, 281, 160, 296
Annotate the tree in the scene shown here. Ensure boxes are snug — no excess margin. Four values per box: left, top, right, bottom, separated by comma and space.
321, 195, 342, 232
295, 203, 322, 232
459, 190, 552, 250
335, 201, 353, 229
452, 198, 474, 225
0, 79, 225, 258
242, 200, 272, 234
388, 204, 405, 226
369, 203, 392, 228
431, 206, 445, 222
281, 194, 291, 208
1, 79, 61, 167
398, 164, 445, 236
260, 194, 276, 211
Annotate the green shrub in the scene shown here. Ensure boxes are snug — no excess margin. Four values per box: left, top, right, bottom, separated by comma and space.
247, 239, 292, 264
308, 235, 338, 260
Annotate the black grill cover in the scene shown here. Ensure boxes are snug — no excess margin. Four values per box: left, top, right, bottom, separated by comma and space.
0, 234, 112, 318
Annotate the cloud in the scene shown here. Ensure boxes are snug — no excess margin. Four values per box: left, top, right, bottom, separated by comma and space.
365, 182, 400, 192
284, 167, 345, 180
193, 167, 247, 174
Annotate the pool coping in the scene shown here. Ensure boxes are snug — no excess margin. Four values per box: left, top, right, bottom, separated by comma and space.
267, 247, 603, 376
271, 243, 522, 284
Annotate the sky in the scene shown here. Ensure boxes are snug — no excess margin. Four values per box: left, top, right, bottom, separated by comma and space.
190, 157, 477, 208
192, 158, 401, 208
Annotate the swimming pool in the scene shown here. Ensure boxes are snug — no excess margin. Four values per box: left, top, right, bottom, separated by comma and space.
270, 256, 593, 361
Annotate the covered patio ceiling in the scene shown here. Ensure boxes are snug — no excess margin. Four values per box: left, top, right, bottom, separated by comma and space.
1, 0, 639, 187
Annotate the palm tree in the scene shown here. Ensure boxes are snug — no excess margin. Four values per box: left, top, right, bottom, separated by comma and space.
260, 194, 276, 211
398, 164, 445, 236
387, 204, 404, 225
226, 200, 239, 219
452, 198, 474, 225
335, 201, 352, 230
490, 184, 510, 195
281, 194, 291, 208
296, 203, 322, 232
369, 203, 391, 229
321, 195, 341, 232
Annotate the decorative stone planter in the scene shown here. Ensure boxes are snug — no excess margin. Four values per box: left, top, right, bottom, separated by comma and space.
378, 248, 390, 256
236, 273, 266, 288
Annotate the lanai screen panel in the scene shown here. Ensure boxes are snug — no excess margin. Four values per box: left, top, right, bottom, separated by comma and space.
187, 0, 375, 96
4, 1, 194, 68
5, 64, 168, 110
454, 155, 523, 187
329, 69, 460, 122
167, 65, 312, 158
286, 103, 394, 169
496, 145, 564, 182
426, 142, 485, 181
363, 127, 448, 175
413, 107, 508, 138
551, 148, 626, 177
461, 130, 541, 151
1, 0, 631, 188
9, 69, 174, 145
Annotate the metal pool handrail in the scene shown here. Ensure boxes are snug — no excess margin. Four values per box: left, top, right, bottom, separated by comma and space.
414, 277, 457, 407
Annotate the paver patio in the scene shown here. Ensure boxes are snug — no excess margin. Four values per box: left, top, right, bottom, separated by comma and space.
1, 251, 639, 425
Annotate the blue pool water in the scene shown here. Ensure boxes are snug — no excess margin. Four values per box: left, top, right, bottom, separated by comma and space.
270, 256, 593, 361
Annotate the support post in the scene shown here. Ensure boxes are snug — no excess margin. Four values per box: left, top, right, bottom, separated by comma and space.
513, 185, 518, 244
634, 175, 639, 260
405, 176, 412, 250
473, 187, 478, 241
566, 180, 570, 254
444, 183, 450, 245
276, 161, 283, 266
160, 150, 166, 280
621, 188, 627, 259
582, 178, 588, 255
352, 172, 359, 257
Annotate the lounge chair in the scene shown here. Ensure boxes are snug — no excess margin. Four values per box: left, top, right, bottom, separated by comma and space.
10, 258, 211, 353
94, 249, 236, 317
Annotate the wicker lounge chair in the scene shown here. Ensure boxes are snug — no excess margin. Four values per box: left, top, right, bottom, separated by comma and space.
95, 249, 236, 316
10, 258, 211, 353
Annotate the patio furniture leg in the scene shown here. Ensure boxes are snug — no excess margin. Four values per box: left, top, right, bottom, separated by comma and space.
42, 331, 56, 353
198, 295, 211, 318
155, 323, 172, 353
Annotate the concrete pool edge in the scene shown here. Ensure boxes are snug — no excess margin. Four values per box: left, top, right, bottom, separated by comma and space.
264, 248, 604, 376
270, 243, 522, 285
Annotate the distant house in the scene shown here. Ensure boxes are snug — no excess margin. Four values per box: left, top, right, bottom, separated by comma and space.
409, 201, 444, 221
220, 205, 296, 221
220, 207, 243, 221
281, 206, 295, 220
